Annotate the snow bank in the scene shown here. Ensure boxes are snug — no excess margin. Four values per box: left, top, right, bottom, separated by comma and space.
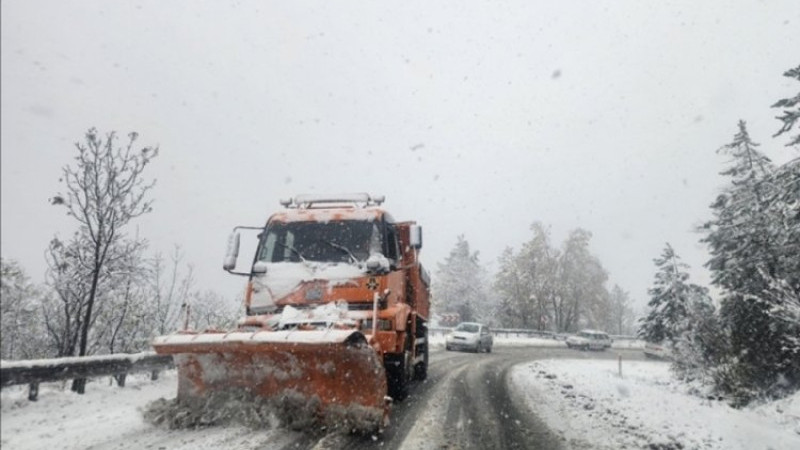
1, 372, 178, 450
510, 359, 800, 449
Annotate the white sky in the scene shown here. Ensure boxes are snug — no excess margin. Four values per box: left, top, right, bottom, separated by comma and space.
2, 0, 798, 314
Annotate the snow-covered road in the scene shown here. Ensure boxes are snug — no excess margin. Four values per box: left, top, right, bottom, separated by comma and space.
2, 339, 797, 449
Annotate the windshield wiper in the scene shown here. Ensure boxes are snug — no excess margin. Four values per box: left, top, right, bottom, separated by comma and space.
276, 242, 307, 262
321, 240, 358, 264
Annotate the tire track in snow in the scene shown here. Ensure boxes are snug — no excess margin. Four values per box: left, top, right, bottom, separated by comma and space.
438, 350, 563, 449
397, 354, 474, 449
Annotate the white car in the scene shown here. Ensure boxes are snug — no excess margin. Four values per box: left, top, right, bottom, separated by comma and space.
643, 341, 673, 360
566, 330, 612, 350
445, 322, 493, 353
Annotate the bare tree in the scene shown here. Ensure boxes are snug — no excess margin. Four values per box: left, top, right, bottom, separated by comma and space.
43, 236, 92, 357
50, 128, 157, 393
186, 290, 242, 331
149, 247, 194, 336
95, 238, 150, 354
608, 284, 635, 335
493, 224, 616, 333
495, 222, 560, 330
555, 229, 609, 332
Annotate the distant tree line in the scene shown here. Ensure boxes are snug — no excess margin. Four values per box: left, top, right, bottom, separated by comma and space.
0, 129, 240, 391
639, 64, 800, 405
433, 229, 636, 335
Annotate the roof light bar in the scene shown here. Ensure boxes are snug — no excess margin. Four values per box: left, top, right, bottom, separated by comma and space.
281, 193, 386, 209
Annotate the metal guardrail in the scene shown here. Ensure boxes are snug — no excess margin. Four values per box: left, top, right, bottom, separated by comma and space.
428, 326, 638, 341
0, 352, 173, 401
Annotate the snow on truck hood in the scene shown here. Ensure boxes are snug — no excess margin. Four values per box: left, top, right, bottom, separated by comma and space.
250, 261, 368, 310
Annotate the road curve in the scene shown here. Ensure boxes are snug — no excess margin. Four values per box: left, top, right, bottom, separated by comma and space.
309, 346, 645, 450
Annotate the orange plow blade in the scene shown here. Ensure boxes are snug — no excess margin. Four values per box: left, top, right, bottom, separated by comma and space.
152, 329, 388, 432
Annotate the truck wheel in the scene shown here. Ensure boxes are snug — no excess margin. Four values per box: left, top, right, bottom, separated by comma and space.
387, 332, 414, 401
387, 354, 409, 401
414, 332, 428, 381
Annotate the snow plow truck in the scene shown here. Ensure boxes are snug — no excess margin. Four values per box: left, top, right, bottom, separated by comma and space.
152, 193, 430, 432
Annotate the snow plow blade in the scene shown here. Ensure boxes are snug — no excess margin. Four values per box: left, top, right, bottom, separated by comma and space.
152, 329, 388, 432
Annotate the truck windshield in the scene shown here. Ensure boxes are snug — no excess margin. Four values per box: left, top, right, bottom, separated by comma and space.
257, 220, 380, 264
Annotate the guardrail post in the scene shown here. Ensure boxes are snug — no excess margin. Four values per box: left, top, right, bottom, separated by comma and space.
151, 370, 159, 381
28, 382, 39, 401
115, 373, 127, 387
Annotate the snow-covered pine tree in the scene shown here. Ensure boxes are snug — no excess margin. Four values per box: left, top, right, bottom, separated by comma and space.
701, 121, 799, 402
434, 235, 492, 324
771, 64, 800, 147
638, 243, 705, 346
760, 158, 800, 325
670, 289, 724, 384
638, 244, 722, 383
702, 121, 775, 295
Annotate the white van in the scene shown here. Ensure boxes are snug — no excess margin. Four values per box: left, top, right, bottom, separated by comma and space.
566, 330, 612, 350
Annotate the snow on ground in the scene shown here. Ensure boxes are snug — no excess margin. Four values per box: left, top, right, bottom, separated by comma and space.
1, 372, 170, 449
0, 371, 294, 450
510, 359, 800, 450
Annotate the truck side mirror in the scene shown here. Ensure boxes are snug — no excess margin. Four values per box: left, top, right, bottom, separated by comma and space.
409, 225, 423, 249
223, 232, 240, 271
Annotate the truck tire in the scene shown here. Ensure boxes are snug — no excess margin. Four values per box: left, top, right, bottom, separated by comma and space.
387, 332, 413, 401
387, 353, 410, 401
414, 332, 428, 381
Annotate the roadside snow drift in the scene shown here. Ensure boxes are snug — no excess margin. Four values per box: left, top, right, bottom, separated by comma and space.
510, 359, 800, 450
